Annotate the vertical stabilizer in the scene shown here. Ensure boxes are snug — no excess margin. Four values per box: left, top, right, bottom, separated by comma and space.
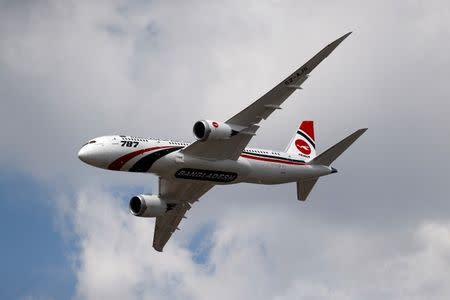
285, 121, 316, 162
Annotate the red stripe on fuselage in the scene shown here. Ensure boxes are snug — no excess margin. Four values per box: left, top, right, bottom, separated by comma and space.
241, 154, 305, 165
108, 146, 176, 170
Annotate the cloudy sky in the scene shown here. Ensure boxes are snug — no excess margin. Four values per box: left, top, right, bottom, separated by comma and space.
1, 0, 450, 299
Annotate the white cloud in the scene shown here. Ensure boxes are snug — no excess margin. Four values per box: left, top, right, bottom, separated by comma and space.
65, 186, 450, 300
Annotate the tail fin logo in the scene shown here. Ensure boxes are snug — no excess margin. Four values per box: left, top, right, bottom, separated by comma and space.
295, 139, 311, 155
285, 120, 316, 161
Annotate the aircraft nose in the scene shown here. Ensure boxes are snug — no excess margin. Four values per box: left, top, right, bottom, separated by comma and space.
78, 146, 89, 163
77, 142, 109, 168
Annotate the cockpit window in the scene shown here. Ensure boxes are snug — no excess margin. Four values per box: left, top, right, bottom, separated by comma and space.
82, 140, 97, 147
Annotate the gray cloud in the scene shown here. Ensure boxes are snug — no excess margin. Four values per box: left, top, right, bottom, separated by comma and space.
1, 0, 450, 299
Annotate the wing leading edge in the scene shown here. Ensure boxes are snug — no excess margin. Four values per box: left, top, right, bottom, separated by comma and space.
153, 202, 191, 252
226, 32, 352, 127
152, 178, 214, 252
182, 32, 352, 161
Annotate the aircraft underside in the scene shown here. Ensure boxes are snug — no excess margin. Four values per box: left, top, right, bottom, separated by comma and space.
150, 150, 334, 185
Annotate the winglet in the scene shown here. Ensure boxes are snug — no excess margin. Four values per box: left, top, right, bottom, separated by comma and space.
281, 32, 352, 89
316, 31, 352, 61
336, 32, 352, 44
327, 32, 352, 50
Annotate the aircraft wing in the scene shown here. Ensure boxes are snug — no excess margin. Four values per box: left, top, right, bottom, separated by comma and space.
182, 32, 351, 160
152, 177, 214, 252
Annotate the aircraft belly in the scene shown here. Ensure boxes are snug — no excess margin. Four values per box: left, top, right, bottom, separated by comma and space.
150, 153, 251, 184
244, 160, 294, 184
149, 152, 331, 185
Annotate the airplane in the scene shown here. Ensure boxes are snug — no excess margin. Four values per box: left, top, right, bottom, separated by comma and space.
78, 32, 367, 252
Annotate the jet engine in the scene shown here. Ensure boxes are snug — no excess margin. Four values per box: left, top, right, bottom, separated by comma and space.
193, 120, 235, 141
129, 194, 172, 217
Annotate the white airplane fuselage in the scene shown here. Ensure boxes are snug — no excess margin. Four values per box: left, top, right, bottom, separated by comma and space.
78, 135, 334, 185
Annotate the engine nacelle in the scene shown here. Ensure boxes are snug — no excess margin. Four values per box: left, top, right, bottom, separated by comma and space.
193, 120, 234, 141
129, 194, 170, 218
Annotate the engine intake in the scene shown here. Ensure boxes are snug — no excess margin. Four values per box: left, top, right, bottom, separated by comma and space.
193, 120, 234, 141
129, 194, 170, 218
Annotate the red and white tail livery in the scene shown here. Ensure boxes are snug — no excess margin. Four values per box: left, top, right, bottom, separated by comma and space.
285, 121, 316, 161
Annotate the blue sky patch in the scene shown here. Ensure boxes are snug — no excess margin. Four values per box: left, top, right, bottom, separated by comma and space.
188, 222, 215, 265
0, 171, 75, 299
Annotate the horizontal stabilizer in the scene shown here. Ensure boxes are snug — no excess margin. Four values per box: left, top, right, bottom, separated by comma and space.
309, 128, 367, 166
297, 178, 319, 201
